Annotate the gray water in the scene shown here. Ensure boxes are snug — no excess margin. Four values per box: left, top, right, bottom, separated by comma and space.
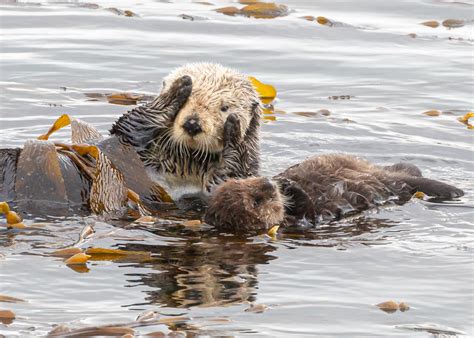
1, 0, 473, 336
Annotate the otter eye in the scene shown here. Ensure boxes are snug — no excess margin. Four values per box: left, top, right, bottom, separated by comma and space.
220, 105, 229, 112
253, 197, 263, 208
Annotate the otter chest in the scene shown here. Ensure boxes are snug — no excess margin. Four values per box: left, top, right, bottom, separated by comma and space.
145, 168, 207, 201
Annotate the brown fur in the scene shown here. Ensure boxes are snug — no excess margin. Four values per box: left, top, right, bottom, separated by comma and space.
110, 63, 262, 200
204, 177, 285, 234
205, 154, 464, 233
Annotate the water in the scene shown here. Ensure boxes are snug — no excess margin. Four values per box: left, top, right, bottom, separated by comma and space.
1, 0, 473, 336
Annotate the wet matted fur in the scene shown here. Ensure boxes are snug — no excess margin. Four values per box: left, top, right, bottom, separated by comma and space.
110, 63, 262, 198
205, 154, 464, 234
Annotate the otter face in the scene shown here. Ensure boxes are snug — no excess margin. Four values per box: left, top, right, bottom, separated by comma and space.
160, 63, 261, 153
205, 177, 286, 234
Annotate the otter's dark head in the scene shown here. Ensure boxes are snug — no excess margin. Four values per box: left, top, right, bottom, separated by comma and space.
161, 63, 261, 153
204, 177, 286, 234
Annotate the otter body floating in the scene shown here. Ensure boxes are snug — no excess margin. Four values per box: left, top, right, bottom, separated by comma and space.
204, 154, 464, 234
0, 63, 264, 216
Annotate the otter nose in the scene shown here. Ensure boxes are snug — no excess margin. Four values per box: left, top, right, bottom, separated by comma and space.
182, 118, 202, 136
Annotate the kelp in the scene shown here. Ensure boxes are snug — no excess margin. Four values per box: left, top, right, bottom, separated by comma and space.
0, 295, 25, 303
35, 115, 155, 216
423, 110, 441, 117
458, 112, 473, 129
376, 300, 410, 313
248, 76, 277, 104
0, 201, 25, 229
421, 20, 440, 28
216, 2, 289, 19
0, 310, 15, 325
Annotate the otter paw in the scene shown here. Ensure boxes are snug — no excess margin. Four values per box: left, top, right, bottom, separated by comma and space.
173, 75, 193, 108
159, 75, 192, 120
224, 113, 241, 144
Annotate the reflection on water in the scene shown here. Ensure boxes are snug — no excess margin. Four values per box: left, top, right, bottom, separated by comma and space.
1, 0, 473, 336
123, 217, 401, 310
125, 235, 277, 308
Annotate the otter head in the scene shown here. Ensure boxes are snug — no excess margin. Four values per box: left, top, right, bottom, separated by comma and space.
161, 63, 261, 153
204, 177, 286, 234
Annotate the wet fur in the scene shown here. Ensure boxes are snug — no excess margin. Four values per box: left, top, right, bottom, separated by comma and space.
110, 63, 261, 194
205, 154, 464, 233
205, 177, 286, 234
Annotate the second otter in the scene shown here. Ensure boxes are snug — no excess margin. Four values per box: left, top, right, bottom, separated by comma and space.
204, 154, 464, 234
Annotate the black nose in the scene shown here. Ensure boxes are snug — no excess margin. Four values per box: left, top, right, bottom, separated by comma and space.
182, 118, 202, 136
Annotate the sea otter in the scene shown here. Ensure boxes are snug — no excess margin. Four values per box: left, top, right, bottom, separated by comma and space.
110, 63, 261, 201
204, 154, 465, 234
0, 63, 262, 215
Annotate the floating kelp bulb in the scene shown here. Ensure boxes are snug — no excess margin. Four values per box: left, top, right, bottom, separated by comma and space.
423, 110, 441, 116
421, 20, 439, 28
124, 10, 138, 17
413, 191, 425, 199
376, 300, 399, 313
301, 15, 315, 21
248, 76, 277, 105
442, 19, 465, 29
6, 211, 21, 225
0, 202, 11, 214
240, 3, 289, 19
244, 303, 268, 313
399, 302, 410, 312
65, 253, 91, 265
0, 310, 15, 325
215, 6, 240, 16
51, 247, 83, 257
267, 225, 279, 237
317, 16, 332, 26
136, 310, 160, 322
0, 295, 25, 303
0, 203, 23, 227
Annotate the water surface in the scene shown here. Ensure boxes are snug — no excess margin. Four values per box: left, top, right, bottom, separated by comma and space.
1, 0, 473, 336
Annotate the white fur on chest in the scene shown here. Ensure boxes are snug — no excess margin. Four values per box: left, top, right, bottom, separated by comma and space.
146, 168, 205, 201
